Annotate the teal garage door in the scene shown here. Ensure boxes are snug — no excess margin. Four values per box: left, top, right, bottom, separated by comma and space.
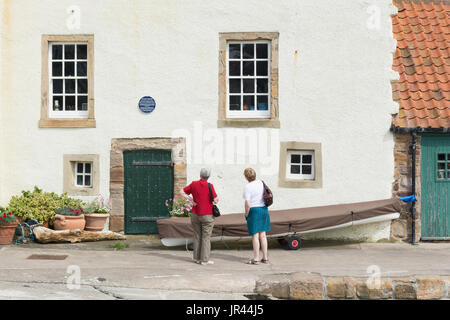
421, 134, 450, 240
123, 150, 173, 234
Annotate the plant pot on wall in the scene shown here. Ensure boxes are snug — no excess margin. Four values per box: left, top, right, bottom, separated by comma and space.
84, 213, 109, 232
53, 214, 85, 231
0, 222, 18, 245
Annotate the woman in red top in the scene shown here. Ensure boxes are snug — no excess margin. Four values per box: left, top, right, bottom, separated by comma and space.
181, 168, 219, 265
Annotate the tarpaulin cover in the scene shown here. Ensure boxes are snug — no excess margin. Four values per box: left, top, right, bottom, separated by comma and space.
156, 198, 402, 239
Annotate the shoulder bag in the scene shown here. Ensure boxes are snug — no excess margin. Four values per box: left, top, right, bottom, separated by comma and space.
208, 183, 221, 217
261, 180, 273, 207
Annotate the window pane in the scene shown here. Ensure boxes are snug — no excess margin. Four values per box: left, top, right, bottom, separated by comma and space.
77, 44, 87, 59
85, 175, 91, 186
65, 62, 75, 76
243, 44, 254, 59
65, 96, 76, 111
438, 163, 445, 170
77, 96, 88, 111
85, 163, 91, 173
77, 62, 87, 77
256, 43, 268, 59
448, 154, 450, 161
243, 79, 255, 93
76, 175, 83, 186
290, 165, 300, 174
229, 95, 241, 111
257, 95, 268, 110
53, 79, 63, 94
229, 79, 240, 93
257, 79, 268, 93
229, 61, 240, 76
438, 170, 445, 179
243, 95, 255, 110
53, 96, 63, 111
303, 155, 312, 164
302, 165, 312, 175
52, 62, 62, 77
243, 61, 254, 76
77, 79, 88, 94
256, 61, 268, 76
65, 79, 75, 93
77, 163, 84, 173
291, 154, 301, 163
64, 45, 75, 59
52, 45, 63, 60
229, 44, 240, 59
438, 153, 445, 161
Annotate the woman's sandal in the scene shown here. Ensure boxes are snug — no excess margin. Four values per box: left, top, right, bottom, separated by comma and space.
260, 259, 269, 264
246, 259, 260, 265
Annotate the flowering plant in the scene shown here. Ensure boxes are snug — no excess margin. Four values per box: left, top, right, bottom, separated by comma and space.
82, 195, 112, 214
54, 207, 84, 216
0, 210, 17, 226
165, 198, 193, 217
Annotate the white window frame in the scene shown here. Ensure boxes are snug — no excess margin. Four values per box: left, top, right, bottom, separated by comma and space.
226, 40, 271, 119
48, 42, 89, 119
286, 150, 315, 180
75, 162, 92, 188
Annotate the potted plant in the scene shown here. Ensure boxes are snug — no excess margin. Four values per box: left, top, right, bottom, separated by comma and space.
165, 198, 193, 217
0, 210, 18, 245
7, 186, 83, 228
82, 196, 111, 232
53, 207, 85, 231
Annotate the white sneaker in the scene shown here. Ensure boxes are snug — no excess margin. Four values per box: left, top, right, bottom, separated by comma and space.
200, 260, 214, 265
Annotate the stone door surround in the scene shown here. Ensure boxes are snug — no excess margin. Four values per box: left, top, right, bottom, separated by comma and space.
109, 138, 186, 232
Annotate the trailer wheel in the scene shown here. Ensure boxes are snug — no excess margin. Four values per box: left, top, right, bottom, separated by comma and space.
287, 236, 301, 250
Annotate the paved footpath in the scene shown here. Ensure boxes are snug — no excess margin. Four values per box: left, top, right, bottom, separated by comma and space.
0, 236, 449, 300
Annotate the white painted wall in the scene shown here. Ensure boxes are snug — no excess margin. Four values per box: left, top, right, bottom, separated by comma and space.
0, 0, 399, 239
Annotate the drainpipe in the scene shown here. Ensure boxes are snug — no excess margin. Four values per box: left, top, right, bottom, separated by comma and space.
410, 131, 417, 245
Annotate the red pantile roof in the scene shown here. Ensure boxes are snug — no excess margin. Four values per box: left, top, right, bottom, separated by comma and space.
391, 0, 450, 130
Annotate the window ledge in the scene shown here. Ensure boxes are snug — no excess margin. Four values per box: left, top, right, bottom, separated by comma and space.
217, 118, 280, 128
278, 179, 322, 189
39, 119, 96, 128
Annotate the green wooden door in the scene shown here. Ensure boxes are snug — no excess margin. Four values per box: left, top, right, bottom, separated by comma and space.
420, 134, 450, 240
124, 150, 173, 234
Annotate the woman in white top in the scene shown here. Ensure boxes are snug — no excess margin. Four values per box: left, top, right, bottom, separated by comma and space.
243, 168, 270, 265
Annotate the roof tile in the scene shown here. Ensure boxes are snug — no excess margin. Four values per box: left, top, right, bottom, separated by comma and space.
392, 1, 450, 129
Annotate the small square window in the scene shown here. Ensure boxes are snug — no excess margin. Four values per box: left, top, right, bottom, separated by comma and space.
279, 142, 322, 189
75, 162, 93, 187
64, 155, 99, 196
286, 150, 315, 180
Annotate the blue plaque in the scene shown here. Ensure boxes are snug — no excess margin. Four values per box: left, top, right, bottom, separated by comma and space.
138, 96, 156, 114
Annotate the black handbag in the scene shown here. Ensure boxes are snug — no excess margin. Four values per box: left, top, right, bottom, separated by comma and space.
208, 183, 221, 217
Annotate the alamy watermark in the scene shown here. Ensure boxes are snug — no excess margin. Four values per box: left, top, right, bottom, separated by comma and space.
172, 121, 280, 175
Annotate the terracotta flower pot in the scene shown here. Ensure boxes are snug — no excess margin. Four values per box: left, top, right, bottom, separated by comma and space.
53, 214, 85, 231
0, 222, 18, 245
84, 213, 109, 232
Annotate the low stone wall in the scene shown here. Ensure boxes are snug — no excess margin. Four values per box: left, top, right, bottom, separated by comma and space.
255, 272, 450, 300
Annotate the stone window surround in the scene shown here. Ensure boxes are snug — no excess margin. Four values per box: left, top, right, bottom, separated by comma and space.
218, 32, 280, 128
278, 141, 323, 188
109, 138, 187, 232
39, 34, 95, 128
63, 154, 100, 196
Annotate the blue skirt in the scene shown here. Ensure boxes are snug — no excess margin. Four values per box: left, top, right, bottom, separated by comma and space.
246, 206, 270, 236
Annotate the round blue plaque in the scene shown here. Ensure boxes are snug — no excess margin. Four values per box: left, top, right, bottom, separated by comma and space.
138, 96, 156, 114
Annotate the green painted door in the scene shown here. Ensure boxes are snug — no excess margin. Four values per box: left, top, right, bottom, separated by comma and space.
420, 134, 450, 240
124, 150, 173, 234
